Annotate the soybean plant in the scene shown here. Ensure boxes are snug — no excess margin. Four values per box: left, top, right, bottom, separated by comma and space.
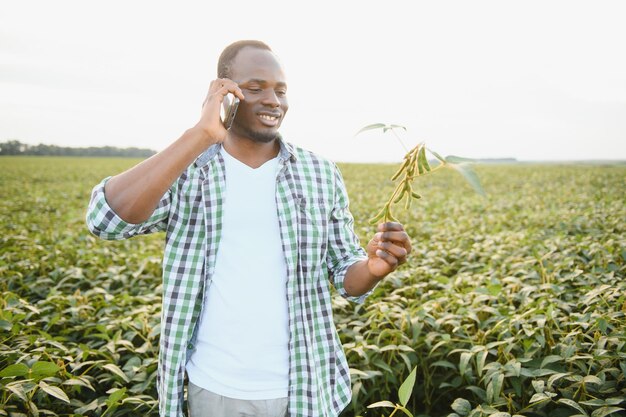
356, 123, 485, 224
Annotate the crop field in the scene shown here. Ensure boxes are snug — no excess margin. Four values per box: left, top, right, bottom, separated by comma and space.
1, 156, 625, 417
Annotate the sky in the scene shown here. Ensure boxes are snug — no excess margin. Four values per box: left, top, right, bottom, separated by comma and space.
1, 1, 625, 162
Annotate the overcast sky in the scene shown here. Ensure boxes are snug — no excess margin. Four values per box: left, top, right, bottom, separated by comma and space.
1, 1, 625, 162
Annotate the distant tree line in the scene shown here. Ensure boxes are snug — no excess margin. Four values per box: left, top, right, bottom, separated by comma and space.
0, 140, 156, 157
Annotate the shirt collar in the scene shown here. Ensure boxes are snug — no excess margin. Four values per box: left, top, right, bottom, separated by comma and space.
194, 134, 297, 168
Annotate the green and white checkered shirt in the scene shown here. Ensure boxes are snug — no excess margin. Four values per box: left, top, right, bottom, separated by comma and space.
86, 140, 371, 417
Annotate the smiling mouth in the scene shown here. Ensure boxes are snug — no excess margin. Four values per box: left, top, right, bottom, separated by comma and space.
258, 113, 280, 126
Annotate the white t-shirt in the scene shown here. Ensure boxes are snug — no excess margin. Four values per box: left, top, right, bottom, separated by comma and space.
186, 148, 290, 400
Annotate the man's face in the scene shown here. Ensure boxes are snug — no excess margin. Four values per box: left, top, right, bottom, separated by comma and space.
228, 47, 288, 143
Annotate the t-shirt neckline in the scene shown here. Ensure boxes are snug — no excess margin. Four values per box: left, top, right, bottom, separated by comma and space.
220, 147, 279, 171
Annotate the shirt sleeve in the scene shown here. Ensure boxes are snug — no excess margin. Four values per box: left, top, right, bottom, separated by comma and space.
326, 163, 374, 304
85, 177, 171, 240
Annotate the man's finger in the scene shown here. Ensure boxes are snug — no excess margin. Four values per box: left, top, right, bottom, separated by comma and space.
217, 84, 245, 101
377, 222, 404, 232
374, 231, 412, 254
375, 249, 399, 268
377, 241, 408, 262
218, 78, 245, 100
208, 78, 244, 99
375, 231, 408, 242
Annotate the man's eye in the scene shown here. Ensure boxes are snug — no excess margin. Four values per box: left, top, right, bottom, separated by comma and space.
276, 90, 287, 96
248, 88, 262, 93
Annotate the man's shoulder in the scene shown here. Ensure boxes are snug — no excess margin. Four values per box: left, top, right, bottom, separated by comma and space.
287, 142, 335, 171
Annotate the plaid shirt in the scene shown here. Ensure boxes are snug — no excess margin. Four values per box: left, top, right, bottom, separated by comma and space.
86, 140, 371, 417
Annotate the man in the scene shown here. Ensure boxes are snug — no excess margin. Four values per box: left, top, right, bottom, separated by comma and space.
86, 40, 411, 417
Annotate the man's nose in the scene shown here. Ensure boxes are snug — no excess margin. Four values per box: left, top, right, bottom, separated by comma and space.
261, 90, 280, 107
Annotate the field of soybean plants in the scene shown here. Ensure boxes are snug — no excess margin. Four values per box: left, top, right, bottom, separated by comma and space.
1, 156, 625, 417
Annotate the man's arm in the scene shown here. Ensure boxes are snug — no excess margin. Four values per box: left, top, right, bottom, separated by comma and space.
325, 163, 412, 301
104, 79, 244, 224
343, 222, 412, 297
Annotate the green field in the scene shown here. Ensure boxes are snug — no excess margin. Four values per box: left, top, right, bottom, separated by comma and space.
1, 157, 625, 417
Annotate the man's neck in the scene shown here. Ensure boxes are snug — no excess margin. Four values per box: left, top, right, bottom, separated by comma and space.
222, 135, 280, 169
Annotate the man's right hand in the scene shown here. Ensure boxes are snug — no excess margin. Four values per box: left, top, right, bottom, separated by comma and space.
103, 79, 245, 224
195, 78, 245, 144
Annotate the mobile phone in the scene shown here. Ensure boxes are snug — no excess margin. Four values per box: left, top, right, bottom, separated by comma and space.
221, 94, 240, 130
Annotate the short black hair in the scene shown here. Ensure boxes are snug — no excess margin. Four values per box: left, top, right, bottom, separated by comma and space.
217, 40, 272, 79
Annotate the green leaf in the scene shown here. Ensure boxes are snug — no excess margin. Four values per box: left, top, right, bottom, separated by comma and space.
429, 148, 446, 163
62, 377, 96, 391
399, 352, 413, 374
529, 393, 550, 404
487, 380, 495, 404
459, 352, 472, 375
0, 363, 29, 378
582, 375, 602, 385
591, 407, 625, 417
581, 399, 606, 407
447, 163, 486, 196
491, 373, 504, 401
505, 360, 521, 378
476, 351, 488, 376
540, 355, 562, 368
367, 400, 396, 409
445, 155, 476, 164
490, 413, 512, 417
106, 387, 127, 407
31, 361, 60, 378
383, 124, 408, 133
451, 398, 472, 416
465, 385, 486, 402
547, 372, 571, 388
355, 123, 387, 135
103, 363, 130, 383
556, 399, 588, 415
5, 382, 28, 402
39, 381, 70, 404
398, 366, 417, 407
75, 399, 100, 414
351, 381, 362, 407
432, 360, 457, 370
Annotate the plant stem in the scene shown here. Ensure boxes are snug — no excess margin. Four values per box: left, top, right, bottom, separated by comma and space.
390, 129, 410, 153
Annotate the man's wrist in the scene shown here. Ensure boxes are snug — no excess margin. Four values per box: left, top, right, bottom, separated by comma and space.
344, 259, 385, 297
189, 124, 219, 148
366, 258, 389, 281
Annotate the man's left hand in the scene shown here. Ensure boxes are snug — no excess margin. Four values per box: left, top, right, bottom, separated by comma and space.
365, 222, 413, 279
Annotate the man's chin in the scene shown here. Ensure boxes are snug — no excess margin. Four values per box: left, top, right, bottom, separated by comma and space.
250, 133, 278, 143
238, 124, 279, 143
